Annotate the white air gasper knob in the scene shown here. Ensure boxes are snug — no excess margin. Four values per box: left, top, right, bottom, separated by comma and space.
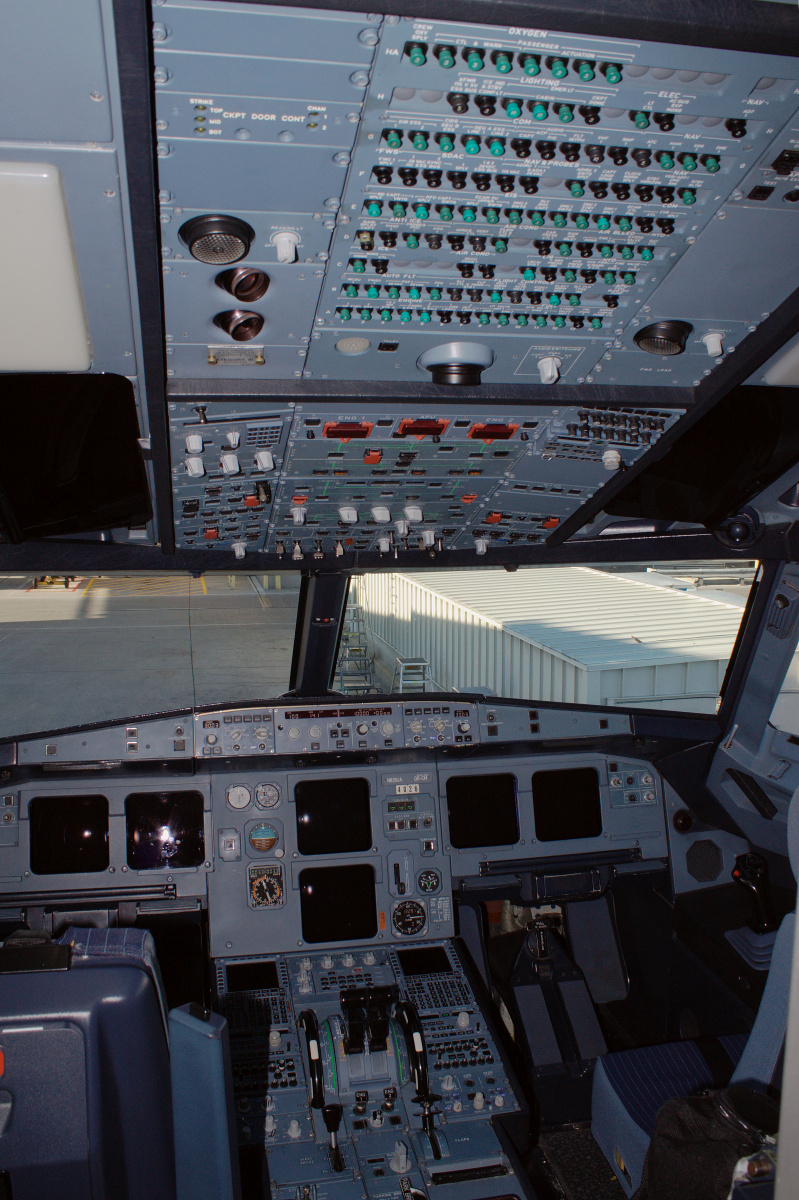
701, 332, 724, 358
226, 430, 241, 448
339, 506, 358, 523
291, 506, 306, 525
185, 456, 205, 478
474, 538, 488, 556
271, 230, 301, 264
602, 448, 622, 471
221, 452, 240, 474
404, 504, 423, 523
287, 1119, 302, 1140
421, 529, 436, 548
185, 434, 204, 453
372, 505, 391, 523
232, 541, 246, 560
389, 1141, 411, 1174
255, 450, 274, 471
394, 519, 409, 538
537, 356, 561, 385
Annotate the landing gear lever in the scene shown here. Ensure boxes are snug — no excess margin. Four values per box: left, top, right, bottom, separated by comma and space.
732, 852, 778, 934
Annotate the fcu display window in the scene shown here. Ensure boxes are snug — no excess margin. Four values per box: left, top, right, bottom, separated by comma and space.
295, 777, 372, 855
300, 864, 378, 943
446, 773, 519, 848
125, 791, 205, 870
532, 767, 602, 841
29, 794, 109, 875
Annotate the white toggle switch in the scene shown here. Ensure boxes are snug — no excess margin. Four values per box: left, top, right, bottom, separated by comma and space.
441, 1074, 456, 1092
343, 953, 354, 967
185, 456, 205, 478
421, 529, 435, 547
271, 230, 301, 264
322, 954, 333, 969
404, 504, 423, 522
363, 951, 375, 965
185, 434, 204, 454
226, 430, 241, 448
602, 448, 622, 471
339, 506, 358, 523
335, 541, 344, 556
702, 332, 724, 358
394, 519, 409, 538
232, 541, 246, 560
389, 1141, 411, 1174
475, 538, 488, 556
220, 452, 239, 475
300, 957, 311, 970
291, 506, 306, 525
456, 1011, 471, 1029
264, 1115, 276, 1135
473, 1092, 485, 1111
372, 506, 391, 523
287, 1119, 302, 1140
292, 542, 304, 561
537, 355, 561, 385
378, 537, 391, 553
255, 450, 274, 471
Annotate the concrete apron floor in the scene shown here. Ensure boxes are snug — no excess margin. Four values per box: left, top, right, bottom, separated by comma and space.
0, 573, 301, 740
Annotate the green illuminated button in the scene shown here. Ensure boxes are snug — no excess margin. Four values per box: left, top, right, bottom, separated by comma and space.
551, 58, 568, 79
488, 290, 501, 302
658, 152, 674, 169
516, 314, 528, 326
360, 309, 371, 320
557, 242, 572, 256
413, 133, 428, 151
553, 314, 566, 326
345, 285, 358, 297
387, 286, 400, 299
494, 238, 507, 252
578, 60, 595, 81
548, 293, 561, 306
621, 272, 635, 285
620, 245, 633, 260
438, 135, 454, 153
339, 308, 351, 320
633, 111, 650, 129
602, 271, 615, 285
704, 156, 720, 173
486, 208, 500, 223
478, 312, 490, 324
392, 203, 406, 218
399, 309, 412, 322
563, 269, 576, 282
462, 206, 476, 222
604, 63, 622, 84
380, 309, 392, 322
681, 154, 697, 171
488, 139, 505, 156
367, 201, 382, 216
366, 286, 379, 298
599, 244, 613, 258
437, 47, 455, 68
419, 310, 432, 322
467, 50, 484, 71
508, 210, 522, 224
531, 103, 548, 121
568, 294, 580, 306
353, 259, 366, 272
535, 315, 547, 327
408, 43, 426, 66
557, 105, 574, 123
522, 267, 536, 280
530, 211, 545, 226
590, 316, 603, 329
406, 234, 419, 248
497, 312, 509, 325
429, 288, 441, 300
495, 52, 512, 73
464, 137, 480, 155
408, 287, 421, 299
569, 181, 584, 197
574, 214, 589, 229
617, 217, 632, 232
596, 215, 610, 230
553, 212, 567, 227
640, 246, 654, 260
680, 189, 696, 204
505, 99, 522, 118
386, 130, 402, 149
439, 205, 453, 221
522, 56, 540, 76
415, 204, 429, 219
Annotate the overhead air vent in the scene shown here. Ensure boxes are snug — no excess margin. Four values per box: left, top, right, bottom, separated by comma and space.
179, 214, 255, 264
633, 320, 692, 356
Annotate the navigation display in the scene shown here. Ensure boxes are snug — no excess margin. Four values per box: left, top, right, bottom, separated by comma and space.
532, 768, 602, 842
125, 791, 205, 870
446, 774, 519, 848
295, 777, 372, 856
299, 864, 377, 943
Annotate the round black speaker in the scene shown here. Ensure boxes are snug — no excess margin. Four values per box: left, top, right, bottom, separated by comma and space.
634, 320, 693, 356
179, 214, 255, 265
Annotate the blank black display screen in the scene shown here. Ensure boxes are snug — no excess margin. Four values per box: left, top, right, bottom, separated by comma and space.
125, 791, 205, 869
532, 768, 602, 841
398, 946, 453, 977
300, 864, 377, 943
226, 961, 280, 992
446, 773, 519, 848
295, 778, 372, 856
29, 795, 109, 875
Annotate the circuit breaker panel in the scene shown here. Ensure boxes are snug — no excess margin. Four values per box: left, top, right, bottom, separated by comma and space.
154, 3, 799, 389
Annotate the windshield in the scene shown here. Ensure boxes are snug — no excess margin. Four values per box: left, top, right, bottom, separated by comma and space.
0, 572, 301, 739
337, 561, 758, 714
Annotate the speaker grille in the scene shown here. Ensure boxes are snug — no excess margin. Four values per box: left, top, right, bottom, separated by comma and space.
189, 232, 249, 265
686, 838, 723, 883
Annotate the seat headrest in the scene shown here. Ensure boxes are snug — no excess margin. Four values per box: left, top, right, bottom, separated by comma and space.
788, 786, 799, 881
